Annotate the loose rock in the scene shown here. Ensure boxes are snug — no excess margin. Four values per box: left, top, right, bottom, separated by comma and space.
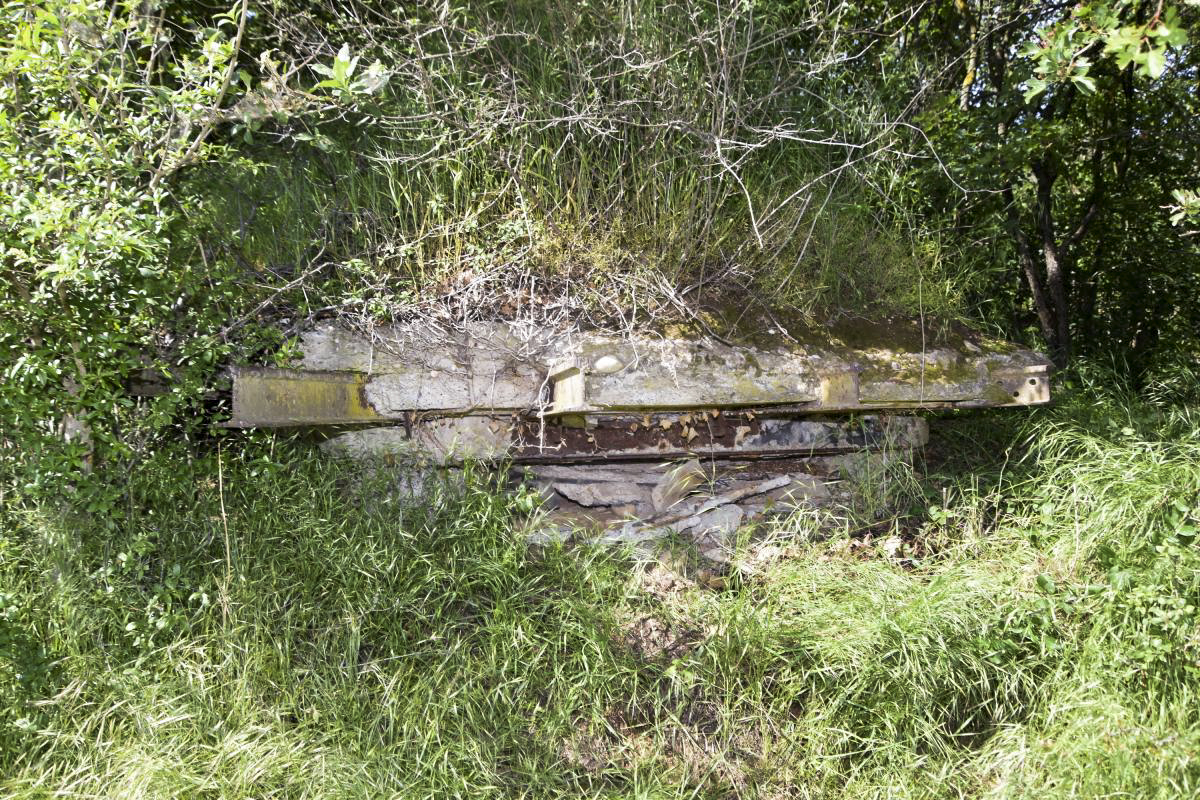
684, 504, 744, 538
554, 481, 650, 508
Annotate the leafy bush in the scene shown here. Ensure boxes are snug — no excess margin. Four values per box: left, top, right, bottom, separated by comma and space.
0, 1, 382, 500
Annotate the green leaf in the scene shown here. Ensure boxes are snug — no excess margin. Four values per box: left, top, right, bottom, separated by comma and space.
1144, 47, 1166, 78
332, 43, 358, 84
1161, 10, 1189, 47
1072, 74, 1097, 93
1107, 568, 1133, 592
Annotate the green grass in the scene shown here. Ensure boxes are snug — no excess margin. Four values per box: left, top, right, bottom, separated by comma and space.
187, 0, 972, 330
2, 388, 1199, 798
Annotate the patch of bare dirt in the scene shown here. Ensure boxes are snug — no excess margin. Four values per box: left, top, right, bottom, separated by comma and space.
601, 693, 768, 796
635, 542, 738, 596
635, 560, 697, 599
618, 613, 703, 662
558, 720, 612, 774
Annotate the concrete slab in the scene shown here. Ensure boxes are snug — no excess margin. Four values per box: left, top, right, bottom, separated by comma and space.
228, 320, 1051, 430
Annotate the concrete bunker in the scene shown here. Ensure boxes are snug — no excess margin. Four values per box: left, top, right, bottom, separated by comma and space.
225, 318, 1051, 555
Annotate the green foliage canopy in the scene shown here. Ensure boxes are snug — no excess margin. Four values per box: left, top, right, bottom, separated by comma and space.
1, 0, 1196, 491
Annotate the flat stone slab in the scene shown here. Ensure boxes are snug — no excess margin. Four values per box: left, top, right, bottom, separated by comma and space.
553, 481, 650, 509
226, 320, 1051, 430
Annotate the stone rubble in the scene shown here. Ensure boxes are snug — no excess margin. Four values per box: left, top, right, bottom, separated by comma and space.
651, 459, 708, 513
519, 456, 848, 556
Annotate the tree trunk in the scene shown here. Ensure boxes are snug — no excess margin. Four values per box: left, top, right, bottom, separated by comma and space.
1032, 159, 1072, 366
1003, 156, 1081, 370
1077, 240, 1103, 353
1004, 185, 1062, 364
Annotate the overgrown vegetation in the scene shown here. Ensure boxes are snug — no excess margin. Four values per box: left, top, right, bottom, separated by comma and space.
2, 383, 1197, 797
3, 0, 1196, 484
2, 1, 1198, 797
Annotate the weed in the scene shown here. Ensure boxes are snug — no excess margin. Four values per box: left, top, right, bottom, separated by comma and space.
3, 387, 1200, 797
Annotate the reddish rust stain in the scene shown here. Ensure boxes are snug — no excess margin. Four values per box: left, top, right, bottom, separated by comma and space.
356, 379, 375, 415
513, 412, 762, 458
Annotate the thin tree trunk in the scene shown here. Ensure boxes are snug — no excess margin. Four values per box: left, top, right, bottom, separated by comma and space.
1032, 159, 1071, 366
959, 0, 979, 110
1004, 186, 1059, 359
1077, 239, 1103, 353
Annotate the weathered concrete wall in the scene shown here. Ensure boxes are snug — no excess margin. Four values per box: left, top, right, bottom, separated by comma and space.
228, 320, 1051, 432
225, 319, 1046, 559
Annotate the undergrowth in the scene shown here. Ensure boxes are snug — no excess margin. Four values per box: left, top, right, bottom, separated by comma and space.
2, 384, 1198, 798
192, 0, 972, 334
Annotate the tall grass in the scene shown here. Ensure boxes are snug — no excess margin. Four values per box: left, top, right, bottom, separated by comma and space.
1, 451, 637, 796
192, 0, 971, 329
3, 387, 1198, 797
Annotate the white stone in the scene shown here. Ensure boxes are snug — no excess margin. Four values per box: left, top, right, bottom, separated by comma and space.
690, 504, 744, 538
591, 355, 625, 374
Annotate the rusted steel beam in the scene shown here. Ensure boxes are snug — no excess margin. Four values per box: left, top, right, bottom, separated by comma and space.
228, 367, 381, 427
316, 414, 929, 463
